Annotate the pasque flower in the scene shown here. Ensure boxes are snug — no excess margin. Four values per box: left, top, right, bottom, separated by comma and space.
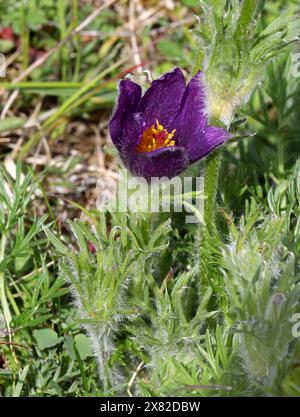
109, 68, 231, 180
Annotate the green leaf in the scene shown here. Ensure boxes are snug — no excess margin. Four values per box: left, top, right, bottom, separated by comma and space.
281, 365, 300, 396
44, 228, 69, 255
74, 333, 92, 360
33, 328, 63, 350
0, 39, 14, 53
12, 364, 30, 397
0, 117, 25, 133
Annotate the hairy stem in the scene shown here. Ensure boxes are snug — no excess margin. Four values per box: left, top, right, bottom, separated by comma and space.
204, 149, 222, 230
192, 47, 224, 233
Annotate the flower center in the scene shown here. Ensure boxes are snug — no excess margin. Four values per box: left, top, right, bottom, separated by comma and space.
136, 119, 176, 153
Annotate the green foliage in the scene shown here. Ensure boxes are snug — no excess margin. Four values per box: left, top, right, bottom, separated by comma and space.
0, 0, 58, 33
196, 0, 299, 124
223, 217, 299, 387
33, 329, 63, 350
0, 166, 99, 396
46, 212, 174, 392
222, 49, 300, 218
44, 162, 300, 396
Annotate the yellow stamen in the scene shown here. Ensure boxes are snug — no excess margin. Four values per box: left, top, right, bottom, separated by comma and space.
136, 119, 176, 153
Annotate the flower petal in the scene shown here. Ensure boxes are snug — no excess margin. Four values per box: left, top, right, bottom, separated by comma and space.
171, 71, 207, 148
120, 112, 145, 160
138, 68, 186, 129
187, 126, 231, 163
109, 79, 142, 148
129, 146, 189, 180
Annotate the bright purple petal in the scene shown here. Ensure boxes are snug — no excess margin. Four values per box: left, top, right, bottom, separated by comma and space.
138, 68, 186, 129
109, 79, 142, 148
129, 147, 189, 180
188, 126, 231, 163
171, 71, 207, 148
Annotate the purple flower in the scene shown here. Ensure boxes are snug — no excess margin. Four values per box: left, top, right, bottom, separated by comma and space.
109, 68, 231, 180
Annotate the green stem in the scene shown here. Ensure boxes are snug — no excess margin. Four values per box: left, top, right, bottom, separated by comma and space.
0, 234, 12, 330
58, 0, 68, 81
20, 0, 29, 72
192, 49, 224, 231
0, 82, 83, 89
277, 133, 285, 176
71, 0, 81, 82
192, 48, 225, 281
204, 148, 222, 230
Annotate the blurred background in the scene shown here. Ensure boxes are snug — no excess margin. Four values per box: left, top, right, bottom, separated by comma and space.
0, 0, 300, 396
0, 0, 299, 221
